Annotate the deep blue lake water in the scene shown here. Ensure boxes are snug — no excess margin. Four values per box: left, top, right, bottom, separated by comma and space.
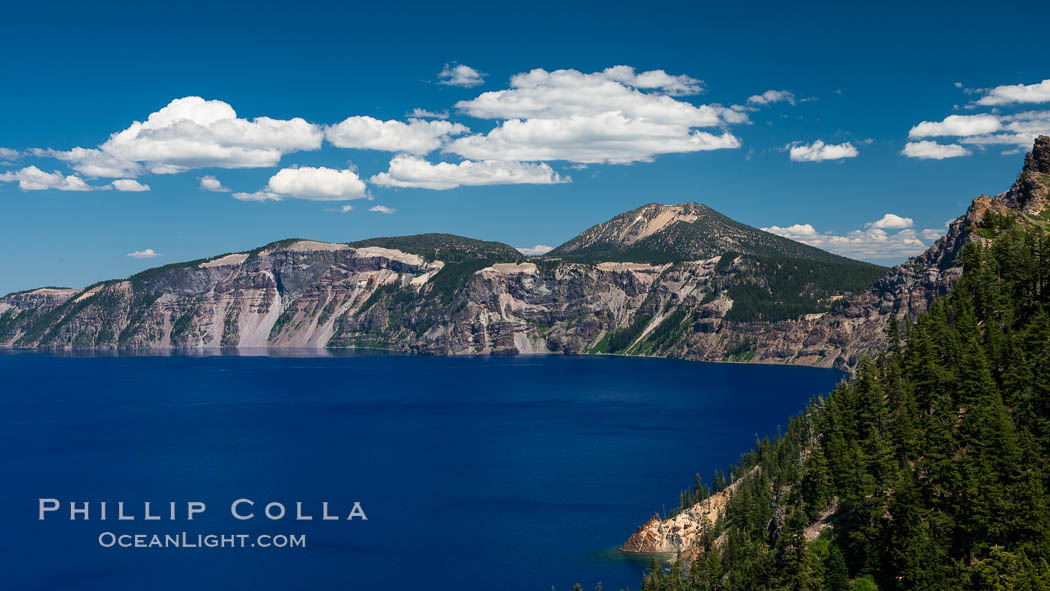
0, 352, 842, 591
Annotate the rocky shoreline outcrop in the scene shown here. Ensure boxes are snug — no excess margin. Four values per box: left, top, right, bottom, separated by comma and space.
622, 467, 758, 554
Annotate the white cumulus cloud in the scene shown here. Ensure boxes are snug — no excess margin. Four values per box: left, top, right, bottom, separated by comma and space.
448, 114, 740, 164
455, 67, 724, 124
127, 249, 161, 258
901, 141, 971, 159
325, 116, 469, 155
43, 97, 323, 178
0, 147, 19, 160
0, 166, 93, 191
369, 205, 397, 214
977, 79, 1050, 106
438, 63, 485, 87
264, 166, 368, 201
516, 244, 554, 256
907, 86, 1050, 153
199, 175, 229, 192
957, 110, 1050, 147
445, 67, 742, 164
111, 179, 150, 192
867, 213, 913, 230
908, 114, 1001, 137
762, 223, 819, 238
371, 154, 570, 190
763, 214, 931, 260
233, 166, 367, 202
787, 140, 858, 162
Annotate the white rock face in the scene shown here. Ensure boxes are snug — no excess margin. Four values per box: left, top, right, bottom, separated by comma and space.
481, 262, 537, 275
287, 240, 351, 253
200, 253, 249, 268
595, 262, 666, 272
352, 246, 424, 266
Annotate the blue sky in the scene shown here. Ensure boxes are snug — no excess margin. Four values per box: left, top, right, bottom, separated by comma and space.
2, 0, 1049, 294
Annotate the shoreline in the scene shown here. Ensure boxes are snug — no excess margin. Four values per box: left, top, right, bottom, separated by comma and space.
0, 344, 848, 370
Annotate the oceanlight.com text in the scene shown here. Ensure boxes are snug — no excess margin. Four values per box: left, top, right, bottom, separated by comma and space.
97, 532, 306, 549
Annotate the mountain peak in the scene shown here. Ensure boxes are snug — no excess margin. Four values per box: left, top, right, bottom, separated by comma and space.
546, 202, 871, 266
1027, 135, 1050, 175
998, 135, 1050, 213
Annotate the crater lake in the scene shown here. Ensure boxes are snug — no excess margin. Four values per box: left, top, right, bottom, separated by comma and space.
0, 352, 843, 590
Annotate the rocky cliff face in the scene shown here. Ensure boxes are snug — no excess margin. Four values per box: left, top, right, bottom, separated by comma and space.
3, 138, 1048, 371
0, 247, 873, 368
0, 241, 443, 350
0, 231, 927, 368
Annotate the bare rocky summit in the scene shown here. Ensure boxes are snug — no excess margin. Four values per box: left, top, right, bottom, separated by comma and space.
548, 202, 866, 264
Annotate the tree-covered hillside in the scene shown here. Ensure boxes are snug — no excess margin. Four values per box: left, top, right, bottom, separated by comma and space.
347, 233, 523, 263
718, 253, 886, 323
637, 219, 1050, 590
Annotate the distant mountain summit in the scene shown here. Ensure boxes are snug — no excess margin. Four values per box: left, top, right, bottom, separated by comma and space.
547, 202, 855, 264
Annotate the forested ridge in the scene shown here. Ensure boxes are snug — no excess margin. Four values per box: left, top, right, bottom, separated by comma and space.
627, 218, 1050, 590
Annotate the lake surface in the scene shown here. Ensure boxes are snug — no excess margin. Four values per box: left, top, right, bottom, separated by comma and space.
0, 352, 842, 591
